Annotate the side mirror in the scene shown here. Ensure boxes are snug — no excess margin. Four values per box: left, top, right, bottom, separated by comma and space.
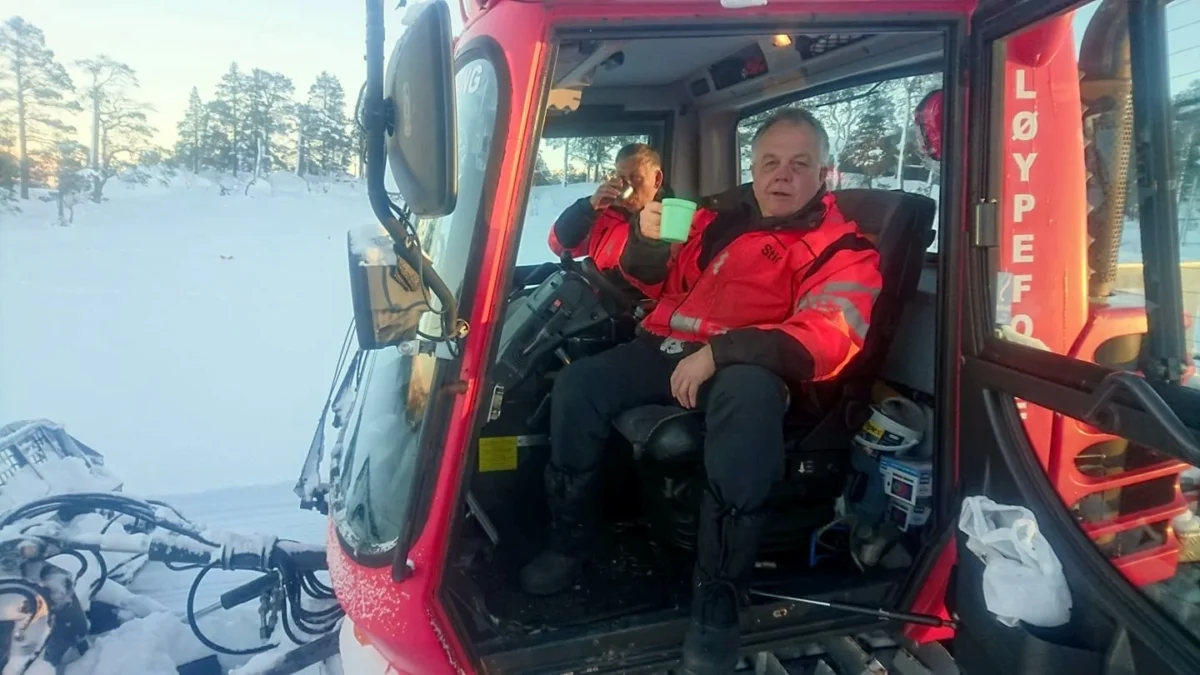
383, 0, 457, 217
914, 89, 943, 163
347, 226, 431, 351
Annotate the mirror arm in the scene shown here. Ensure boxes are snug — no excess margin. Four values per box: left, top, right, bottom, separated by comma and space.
363, 0, 463, 344
364, 0, 402, 242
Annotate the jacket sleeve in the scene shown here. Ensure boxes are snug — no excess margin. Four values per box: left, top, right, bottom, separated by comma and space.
618, 214, 674, 286
548, 197, 600, 258
708, 239, 882, 385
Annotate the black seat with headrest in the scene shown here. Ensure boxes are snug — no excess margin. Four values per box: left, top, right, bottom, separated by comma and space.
613, 188, 937, 551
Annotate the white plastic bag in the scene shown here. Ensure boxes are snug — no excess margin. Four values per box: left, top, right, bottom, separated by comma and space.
958, 495, 1072, 628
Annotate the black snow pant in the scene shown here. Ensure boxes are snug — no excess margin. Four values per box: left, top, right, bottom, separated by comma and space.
543, 337, 788, 557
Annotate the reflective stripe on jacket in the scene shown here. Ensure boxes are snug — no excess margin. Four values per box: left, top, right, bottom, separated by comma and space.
621, 185, 882, 386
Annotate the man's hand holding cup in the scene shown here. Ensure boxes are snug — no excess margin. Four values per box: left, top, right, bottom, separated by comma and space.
640, 199, 697, 243
638, 200, 663, 240
589, 178, 625, 211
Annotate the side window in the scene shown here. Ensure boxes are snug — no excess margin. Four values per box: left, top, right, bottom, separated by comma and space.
991, 1, 1197, 367
987, 0, 1200, 640
333, 56, 501, 556
516, 133, 649, 266
1173, 16, 1200, 379
737, 72, 943, 251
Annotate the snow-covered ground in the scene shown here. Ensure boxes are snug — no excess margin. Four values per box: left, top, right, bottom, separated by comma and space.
0, 172, 366, 496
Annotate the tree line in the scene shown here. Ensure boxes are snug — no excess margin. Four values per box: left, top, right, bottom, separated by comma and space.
174, 64, 361, 182
0, 15, 362, 213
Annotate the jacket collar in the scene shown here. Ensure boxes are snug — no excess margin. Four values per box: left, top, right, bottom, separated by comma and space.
703, 182, 829, 231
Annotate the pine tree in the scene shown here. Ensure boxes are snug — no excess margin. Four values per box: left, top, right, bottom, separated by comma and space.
304, 72, 349, 176
0, 109, 17, 210
842, 90, 898, 187
534, 155, 554, 185
210, 63, 250, 175
75, 56, 155, 201
0, 17, 80, 199
175, 87, 208, 173
295, 102, 313, 176
806, 84, 879, 188
47, 138, 88, 225
76, 56, 136, 169
245, 68, 295, 175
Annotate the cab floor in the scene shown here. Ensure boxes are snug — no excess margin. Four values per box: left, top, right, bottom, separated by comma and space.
457, 515, 893, 648
468, 519, 685, 637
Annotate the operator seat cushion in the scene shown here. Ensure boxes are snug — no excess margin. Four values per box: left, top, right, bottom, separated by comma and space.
613, 188, 937, 464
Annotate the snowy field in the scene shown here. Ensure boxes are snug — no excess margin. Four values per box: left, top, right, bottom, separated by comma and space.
0, 174, 588, 495
0, 172, 368, 496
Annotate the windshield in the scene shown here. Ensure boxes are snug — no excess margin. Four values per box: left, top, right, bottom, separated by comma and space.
333, 54, 501, 558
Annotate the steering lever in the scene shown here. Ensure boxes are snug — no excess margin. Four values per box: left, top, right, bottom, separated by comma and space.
749, 589, 959, 629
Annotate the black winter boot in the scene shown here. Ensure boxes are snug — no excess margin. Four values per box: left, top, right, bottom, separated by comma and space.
520, 463, 601, 596
681, 490, 769, 675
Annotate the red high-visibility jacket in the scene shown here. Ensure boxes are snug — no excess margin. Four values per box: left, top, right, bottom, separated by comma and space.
621, 186, 882, 386
548, 191, 672, 301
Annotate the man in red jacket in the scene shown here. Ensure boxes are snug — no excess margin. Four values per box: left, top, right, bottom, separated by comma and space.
520, 108, 883, 674
547, 142, 672, 303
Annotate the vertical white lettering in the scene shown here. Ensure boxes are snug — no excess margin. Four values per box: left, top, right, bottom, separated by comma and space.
1016, 399, 1029, 420
1011, 111, 1038, 141
1012, 274, 1033, 302
1013, 234, 1035, 263
1007, 70, 1040, 353
1012, 314, 1034, 336
1013, 152, 1038, 182
1015, 69, 1036, 99
1014, 194, 1036, 222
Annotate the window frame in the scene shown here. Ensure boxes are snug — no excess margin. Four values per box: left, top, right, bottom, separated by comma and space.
331, 40, 513, 570
541, 109, 675, 176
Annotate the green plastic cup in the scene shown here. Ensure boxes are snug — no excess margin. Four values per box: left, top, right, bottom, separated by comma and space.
658, 198, 698, 243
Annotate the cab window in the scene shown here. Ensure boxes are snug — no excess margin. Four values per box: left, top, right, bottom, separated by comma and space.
333, 55, 502, 557
737, 71, 943, 251
517, 133, 650, 266
985, 0, 1200, 641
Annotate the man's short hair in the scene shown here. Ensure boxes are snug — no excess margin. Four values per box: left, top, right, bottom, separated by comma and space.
750, 108, 831, 166
615, 142, 662, 170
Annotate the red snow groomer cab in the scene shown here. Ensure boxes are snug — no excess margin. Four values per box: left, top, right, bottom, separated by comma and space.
306, 0, 1200, 672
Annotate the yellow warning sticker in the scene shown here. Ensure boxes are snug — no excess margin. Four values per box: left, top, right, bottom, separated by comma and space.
861, 419, 885, 442
478, 436, 519, 472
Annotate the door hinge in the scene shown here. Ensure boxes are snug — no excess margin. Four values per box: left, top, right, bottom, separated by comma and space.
972, 199, 999, 248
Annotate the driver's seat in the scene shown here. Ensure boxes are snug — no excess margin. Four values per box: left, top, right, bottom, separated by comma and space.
612, 188, 937, 553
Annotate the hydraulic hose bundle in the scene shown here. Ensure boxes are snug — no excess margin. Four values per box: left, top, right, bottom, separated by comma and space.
0, 490, 343, 667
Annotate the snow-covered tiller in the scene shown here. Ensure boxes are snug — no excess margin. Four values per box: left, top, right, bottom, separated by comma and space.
0, 421, 342, 675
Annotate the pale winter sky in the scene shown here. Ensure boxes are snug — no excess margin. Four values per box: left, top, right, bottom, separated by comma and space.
0, 0, 464, 149
0, 0, 1194, 154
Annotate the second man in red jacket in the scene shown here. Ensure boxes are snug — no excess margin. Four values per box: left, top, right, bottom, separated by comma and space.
547, 142, 674, 303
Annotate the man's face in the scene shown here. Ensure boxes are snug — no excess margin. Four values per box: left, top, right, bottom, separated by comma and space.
750, 121, 829, 218
614, 156, 663, 212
